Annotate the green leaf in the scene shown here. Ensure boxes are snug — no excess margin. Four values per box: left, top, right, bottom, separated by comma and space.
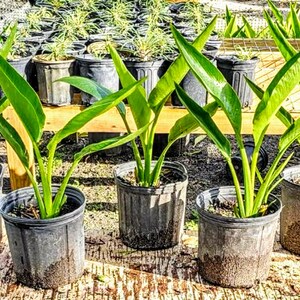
0, 23, 17, 59
0, 115, 29, 167
175, 83, 231, 158
109, 45, 151, 131
74, 123, 148, 161
225, 5, 232, 25
59, 76, 111, 99
267, 0, 284, 24
291, 4, 300, 38
0, 55, 45, 143
279, 118, 300, 152
0, 96, 9, 113
168, 101, 219, 142
148, 17, 217, 110
48, 80, 144, 149
245, 76, 295, 129
253, 52, 300, 144
264, 11, 297, 61
172, 26, 242, 137
224, 16, 239, 38
242, 16, 256, 38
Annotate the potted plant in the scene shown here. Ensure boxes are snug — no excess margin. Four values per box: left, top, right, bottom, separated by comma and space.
63, 17, 219, 250
33, 37, 76, 105
172, 24, 300, 287
0, 33, 145, 288
216, 46, 259, 108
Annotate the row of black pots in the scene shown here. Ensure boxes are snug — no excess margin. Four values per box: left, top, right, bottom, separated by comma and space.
1, 160, 299, 289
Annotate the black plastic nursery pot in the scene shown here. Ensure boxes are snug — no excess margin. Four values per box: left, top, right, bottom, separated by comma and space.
0, 185, 85, 289
33, 55, 75, 106
197, 186, 281, 288
115, 161, 188, 250
76, 54, 119, 105
216, 56, 259, 108
281, 165, 300, 255
124, 59, 171, 97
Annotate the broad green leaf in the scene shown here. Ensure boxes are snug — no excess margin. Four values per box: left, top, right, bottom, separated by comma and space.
267, 0, 284, 24
242, 16, 256, 38
0, 115, 29, 167
109, 45, 151, 131
264, 11, 297, 61
291, 4, 300, 38
0, 23, 17, 59
279, 118, 300, 152
0, 55, 45, 142
245, 76, 295, 128
172, 26, 242, 136
168, 101, 219, 142
224, 16, 238, 38
276, 21, 290, 38
253, 52, 300, 144
175, 83, 231, 158
59, 76, 126, 117
48, 80, 144, 149
74, 123, 148, 161
148, 16, 217, 110
59, 76, 111, 98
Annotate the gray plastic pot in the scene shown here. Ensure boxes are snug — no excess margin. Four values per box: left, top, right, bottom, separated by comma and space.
216, 55, 259, 108
0, 185, 85, 289
115, 161, 188, 250
281, 165, 300, 254
197, 186, 281, 288
33, 55, 75, 106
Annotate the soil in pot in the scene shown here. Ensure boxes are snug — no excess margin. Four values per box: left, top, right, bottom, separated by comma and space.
280, 165, 300, 254
197, 186, 281, 288
115, 161, 188, 250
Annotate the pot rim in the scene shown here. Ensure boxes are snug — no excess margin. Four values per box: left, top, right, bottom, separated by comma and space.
32, 54, 75, 64
114, 160, 188, 193
0, 184, 85, 226
196, 186, 281, 226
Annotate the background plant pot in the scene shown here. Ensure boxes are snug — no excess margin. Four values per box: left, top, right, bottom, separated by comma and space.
172, 45, 218, 107
281, 165, 300, 255
124, 59, 171, 97
33, 55, 75, 105
0, 185, 85, 289
76, 54, 119, 105
216, 55, 259, 108
197, 186, 281, 288
115, 161, 188, 250
226, 140, 268, 181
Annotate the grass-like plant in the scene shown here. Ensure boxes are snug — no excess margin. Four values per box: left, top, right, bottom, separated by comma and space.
172, 24, 300, 218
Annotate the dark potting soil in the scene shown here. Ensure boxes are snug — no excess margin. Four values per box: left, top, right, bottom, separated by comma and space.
9, 198, 80, 219
119, 166, 184, 187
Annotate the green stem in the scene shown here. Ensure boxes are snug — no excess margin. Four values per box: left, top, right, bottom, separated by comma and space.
33, 142, 52, 216
226, 157, 245, 218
